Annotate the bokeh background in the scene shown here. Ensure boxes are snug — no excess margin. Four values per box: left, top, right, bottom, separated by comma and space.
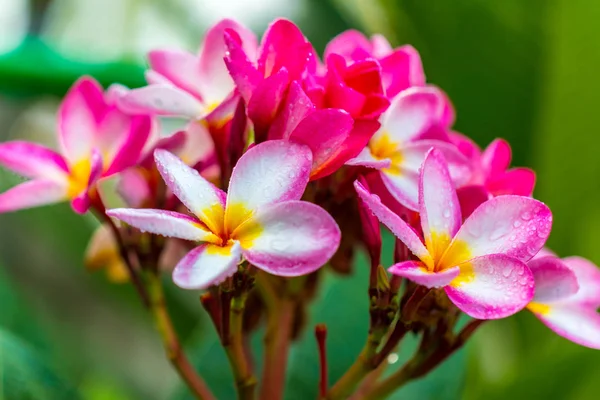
1, 0, 599, 399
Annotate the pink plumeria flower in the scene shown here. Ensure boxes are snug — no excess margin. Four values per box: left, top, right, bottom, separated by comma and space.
453, 135, 536, 217
118, 19, 257, 122
527, 256, 600, 349
0, 77, 153, 214
347, 86, 470, 211
355, 148, 552, 319
324, 29, 425, 98
107, 141, 341, 289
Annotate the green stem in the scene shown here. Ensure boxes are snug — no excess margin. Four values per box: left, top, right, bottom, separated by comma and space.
224, 292, 256, 400
146, 272, 215, 400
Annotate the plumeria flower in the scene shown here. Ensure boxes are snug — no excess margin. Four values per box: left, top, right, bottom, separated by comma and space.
119, 19, 257, 123
324, 29, 425, 98
527, 256, 600, 349
453, 135, 536, 217
0, 77, 153, 214
347, 87, 470, 211
355, 148, 552, 319
107, 141, 341, 289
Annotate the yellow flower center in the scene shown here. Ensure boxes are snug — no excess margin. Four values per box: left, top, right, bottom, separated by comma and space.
369, 132, 404, 175
527, 302, 551, 315
67, 158, 92, 198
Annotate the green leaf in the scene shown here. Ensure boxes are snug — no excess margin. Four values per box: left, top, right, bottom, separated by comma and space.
0, 330, 80, 400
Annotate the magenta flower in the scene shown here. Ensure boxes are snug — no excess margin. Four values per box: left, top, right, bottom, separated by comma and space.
324, 29, 425, 98
107, 141, 341, 289
355, 148, 552, 319
348, 87, 470, 210
453, 135, 536, 216
0, 77, 153, 214
527, 256, 600, 349
119, 19, 257, 122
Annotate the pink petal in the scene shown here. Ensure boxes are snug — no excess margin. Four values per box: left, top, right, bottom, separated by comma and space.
258, 18, 314, 80
354, 180, 432, 264
379, 45, 426, 98
104, 114, 153, 176
450, 131, 482, 163
226, 140, 312, 215
324, 30, 373, 61
377, 86, 451, 144
481, 138, 511, 176
198, 19, 257, 104
289, 108, 354, 177
247, 68, 290, 139
446, 254, 534, 319
562, 256, 600, 308
223, 29, 262, 102
371, 34, 393, 57
0, 141, 68, 181
268, 81, 314, 140
70, 150, 103, 214
148, 49, 204, 100
118, 84, 204, 118
345, 148, 391, 170
0, 180, 67, 213
446, 195, 552, 264
528, 256, 579, 303
456, 185, 489, 220
533, 305, 600, 349
401, 141, 471, 185
380, 169, 420, 211
356, 176, 382, 262
107, 208, 218, 242
233, 201, 340, 276
58, 77, 105, 163
419, 149, 462, 253
176, 121, 216, 167
154, 150, 226, 233
388, 261, 460, 288
116, 169, 151, 208
172, 242, 242, 290
487, 168, 536, 197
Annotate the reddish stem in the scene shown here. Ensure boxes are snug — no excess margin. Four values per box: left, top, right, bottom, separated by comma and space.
315, 324, 329, 398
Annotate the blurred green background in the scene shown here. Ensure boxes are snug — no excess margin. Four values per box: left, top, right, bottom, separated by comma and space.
1, 0, 600, 399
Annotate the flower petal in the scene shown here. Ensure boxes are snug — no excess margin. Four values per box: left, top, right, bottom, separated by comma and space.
226, 141, 311, 228
562, 256, 600, 308
116, 168, 151, 208
532, 304, 600, 349
401, 141, 472, 186
456, 185, 490, 219
154, 150, 226, 233
233, 201, 340, 276
444, 195, 552, 265
198, 19, 257, 104
148, 49, 204, 99
345, 148, 391, 170
0, 180, 67, 213
223, 29, 262, 102
104, 114, 153, 176
354, 180, 432, 265
445, 254, 534, 319
388, 261, 459, 288
528, 256, 579, 303
0, 141, 69, 181
58, 77, 105, 163
379, 45, 426, 98
247, 68, 290, 140
419, 148, 462, 258
268, 81, 314, 140
481, 138, 511, 176
107, 208, 219, 242
172, 243, 242, 290
376, 86, 450, 144
487, 168, 536, 197
118, 84, 204, 118
380, 169, 420, 211
324, 30, 373, 61
289, 108, 353, 178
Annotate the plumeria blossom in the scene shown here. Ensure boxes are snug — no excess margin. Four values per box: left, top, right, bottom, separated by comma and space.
355, 148, 552, 319
119, 19, 257, 122
527, 256, 600, 349
453, 135, 536, 217
324, 29, 425, 98
107, 141, 341, 289
348, 87, 470, 211
0, 77, 153, 213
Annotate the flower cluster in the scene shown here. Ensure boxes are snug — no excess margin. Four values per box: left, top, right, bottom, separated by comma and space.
1, 17, 599, 400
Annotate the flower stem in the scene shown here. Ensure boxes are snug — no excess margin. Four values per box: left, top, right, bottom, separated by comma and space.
326, 329, 384, 400
260, 297, 295, 400
315, 324, 329, 398
224, 290, 256, 400
146, 272, 215, 400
